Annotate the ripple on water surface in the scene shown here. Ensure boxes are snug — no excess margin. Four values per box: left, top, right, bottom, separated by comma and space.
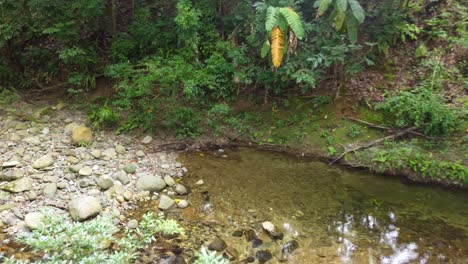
183, 147, 468, 264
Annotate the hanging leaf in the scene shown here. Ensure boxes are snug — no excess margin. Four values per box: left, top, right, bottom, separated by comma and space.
336, 0, 348, 12
261, 40, 270, 58
265, 6, 279, 32
317, 0, 333, 16
334, 11, 346, 30
271, 27, 284, 68
279, 7, 305, 39
346, 13, 358, 43
349, 0, 365, 23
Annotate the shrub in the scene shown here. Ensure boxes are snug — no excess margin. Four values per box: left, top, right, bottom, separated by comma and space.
376, 88, 461, 135
88, 102, 120, 128
0, 87, 20, 105
193, 247, 230, 264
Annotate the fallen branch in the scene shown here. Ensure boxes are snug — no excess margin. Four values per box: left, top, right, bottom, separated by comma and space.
329, 127, 416, 165
346, 117, 435, 140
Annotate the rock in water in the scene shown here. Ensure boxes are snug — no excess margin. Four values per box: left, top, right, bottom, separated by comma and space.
208, 238, 227, 252
158, 195, 175, 210
177, 200, 189, 209
256, 250, 273, 263
281, 240, 299, 257
25, 212, 43, 230
174, 184, 187, 195
2, 177, 33, 193
262, 221, 283, 239
136, 174, 166, 192
71, 126, 93, 145
32, 155, 54, 169
68, 196, 102, 221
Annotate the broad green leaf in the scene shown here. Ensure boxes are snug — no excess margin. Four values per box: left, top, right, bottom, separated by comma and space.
261, 41, 270, 58
346, 13, 358, 43
279, 7, 305, 39
317, 0, 333, 16
349, 0, 365, 23
336, 0, 348, 12
334, 11, 346, 30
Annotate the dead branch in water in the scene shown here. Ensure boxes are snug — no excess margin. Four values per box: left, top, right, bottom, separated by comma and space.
329, 127, 417, 165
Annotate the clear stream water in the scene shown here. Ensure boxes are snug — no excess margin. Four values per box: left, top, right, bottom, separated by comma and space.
182, 147, 468, 264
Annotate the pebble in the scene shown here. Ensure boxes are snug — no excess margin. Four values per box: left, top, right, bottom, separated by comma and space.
208, 238, 227, 252
177, 200, 189, 209
79, 166, 93, 176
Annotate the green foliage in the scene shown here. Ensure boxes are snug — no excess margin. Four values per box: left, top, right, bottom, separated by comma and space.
88, 102, 120, 128
0, 87, 20, 105
376, 88, 461, 135
7, 210, 183, 264
194, 247, 230, 264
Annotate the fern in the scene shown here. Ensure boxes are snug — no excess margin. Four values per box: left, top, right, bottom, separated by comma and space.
279, 7, 305, 39
265, 6, 279, 32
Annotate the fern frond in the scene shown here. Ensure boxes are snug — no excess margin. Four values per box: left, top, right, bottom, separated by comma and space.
271, 27, 284, 68
265, 6, 279, 32
317, 0, 333, 16
279, 7, 305, 39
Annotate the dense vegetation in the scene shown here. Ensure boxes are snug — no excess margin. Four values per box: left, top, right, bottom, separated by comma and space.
1, 0, 467, 183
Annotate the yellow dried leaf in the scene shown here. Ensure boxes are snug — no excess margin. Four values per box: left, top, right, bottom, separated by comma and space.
271, 27, 284, 68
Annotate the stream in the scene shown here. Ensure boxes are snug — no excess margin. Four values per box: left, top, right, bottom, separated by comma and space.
181, 147, 468, 263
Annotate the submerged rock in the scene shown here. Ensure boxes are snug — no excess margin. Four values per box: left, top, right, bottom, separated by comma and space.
262, 221, 283, 239
281, 240, 299, 257
256, 250, 272, 263
208, 238, 227, 252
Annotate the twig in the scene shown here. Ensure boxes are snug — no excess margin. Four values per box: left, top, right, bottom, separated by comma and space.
346, 117, 435, 140
329, 127, 416, 165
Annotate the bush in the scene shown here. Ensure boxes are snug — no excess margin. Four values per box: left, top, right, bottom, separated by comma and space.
376, 88, 461, 135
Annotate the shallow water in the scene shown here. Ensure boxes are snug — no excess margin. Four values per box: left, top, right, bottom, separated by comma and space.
183, 147, 468, 263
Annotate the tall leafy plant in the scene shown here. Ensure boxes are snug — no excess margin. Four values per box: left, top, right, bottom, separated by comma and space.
262, 6, 305, 68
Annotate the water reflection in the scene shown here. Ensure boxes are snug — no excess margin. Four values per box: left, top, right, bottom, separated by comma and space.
333, 211, 438, 264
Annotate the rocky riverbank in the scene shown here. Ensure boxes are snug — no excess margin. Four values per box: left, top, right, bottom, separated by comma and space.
0, 101, 190, 243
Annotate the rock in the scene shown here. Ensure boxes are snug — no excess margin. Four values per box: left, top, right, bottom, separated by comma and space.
115, 171, 130, 185
43, 183, 57, 198
226, 246, 240, 260
90, 149, 101, 159
23, 136, 41, 145
245, 257, 255, 263
79, 166, 93, 176
28, 191, 38, 200
0, 169, 24, 181
158, 195, 175, 210
174, 184, 187, 195
141, 136, 153, 144
115, 145, 126, 154
208, 238, 227, 252
136, 150, 145, 157
281, 240, 299, 257
64, 122, 79, 133
262, 221, 283, 239
136, 174, 166, 192
102, 148, 117, 159
158, 254, 176, 264
161, 164, 170, 169
98, 176, 114, 190
195, 180, 204, 186
177, 200, 189, 209
232, 230, 243, 237
2, 177, 33, 193
69, 165, 82, 173
164, 175, 176, 186
71, 126, 93, 145
127, 219, 138, 229
252, 238, 263, 248
68, 196, 102, 221
245, 229, 257, 242
32, 155, 54, 169
122, 164, 136, 174
256, 250, 272, 263
2, 161, 20, 168
25, 212, 43, 230
67, 156, 80, 164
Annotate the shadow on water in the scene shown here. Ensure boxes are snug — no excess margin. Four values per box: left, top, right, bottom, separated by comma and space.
182, 147, 468, 263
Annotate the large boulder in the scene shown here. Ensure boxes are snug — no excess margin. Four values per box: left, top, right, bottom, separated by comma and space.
1, 177, 33, 193
68, 196, 102, 221
136, 173, 166, 192
32, 155, 54, 169
71, 126, 93, 145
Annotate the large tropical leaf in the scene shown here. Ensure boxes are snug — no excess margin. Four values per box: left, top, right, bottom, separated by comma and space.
265, 6, 279, 32
271, 27, 284, 68
279, 7, 305, 39
346, 13, 358, 43
349, 0, 365, 23
261, 40, 270, 58
334, 10, 346, 30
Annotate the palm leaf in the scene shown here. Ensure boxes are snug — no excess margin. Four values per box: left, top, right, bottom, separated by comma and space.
265, 6, 279, 32
271, 27, 284, 68
279, 7, 305, 39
